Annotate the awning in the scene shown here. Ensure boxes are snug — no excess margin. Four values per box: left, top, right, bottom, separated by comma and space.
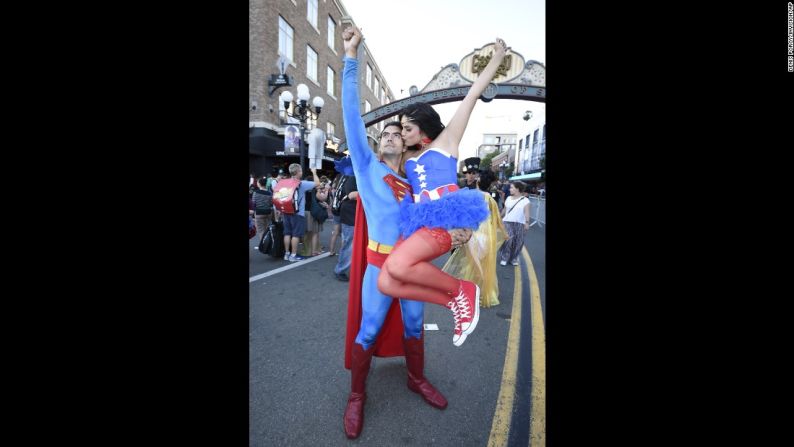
249, 128, 285, 156
509, 171, 544, 181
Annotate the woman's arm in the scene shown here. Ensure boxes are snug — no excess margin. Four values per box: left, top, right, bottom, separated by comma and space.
438, 38, 508, 157
523, 200, 531, 229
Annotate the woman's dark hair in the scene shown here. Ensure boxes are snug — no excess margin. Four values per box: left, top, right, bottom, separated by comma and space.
399, 102, 445, 140
511, 181, 527, 193
477, 169, 496, 192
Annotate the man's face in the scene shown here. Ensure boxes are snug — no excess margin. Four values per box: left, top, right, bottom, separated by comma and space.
465, 172, 476, 183
379, 125, 405, 156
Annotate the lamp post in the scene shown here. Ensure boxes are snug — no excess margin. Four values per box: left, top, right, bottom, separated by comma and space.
279, 84, 324, 173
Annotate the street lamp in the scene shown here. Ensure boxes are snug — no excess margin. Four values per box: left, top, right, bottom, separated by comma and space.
280, 84, 324, 172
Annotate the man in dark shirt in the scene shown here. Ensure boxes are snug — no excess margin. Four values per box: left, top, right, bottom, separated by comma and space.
333, 172, 358, 281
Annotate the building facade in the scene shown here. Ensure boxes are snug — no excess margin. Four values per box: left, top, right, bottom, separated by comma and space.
249, 0, 397, 178
515, 108, 546, 176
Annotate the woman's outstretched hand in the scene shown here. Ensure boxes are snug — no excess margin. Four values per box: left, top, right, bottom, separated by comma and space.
493, 38, 508, 61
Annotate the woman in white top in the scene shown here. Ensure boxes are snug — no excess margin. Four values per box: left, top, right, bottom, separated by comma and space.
499, 181, 531, 266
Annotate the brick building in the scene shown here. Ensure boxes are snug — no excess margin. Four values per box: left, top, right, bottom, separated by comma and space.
249, 0, 397, 178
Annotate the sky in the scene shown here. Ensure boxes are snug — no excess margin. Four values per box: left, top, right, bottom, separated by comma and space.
339, 0, 546, 161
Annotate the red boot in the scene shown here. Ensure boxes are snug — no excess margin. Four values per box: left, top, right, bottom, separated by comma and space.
343, 343, 375, 439
403, 337, 448, 410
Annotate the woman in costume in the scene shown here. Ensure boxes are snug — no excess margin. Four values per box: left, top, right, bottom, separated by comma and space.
442, 169, 506, 308
377, 38, 509, 346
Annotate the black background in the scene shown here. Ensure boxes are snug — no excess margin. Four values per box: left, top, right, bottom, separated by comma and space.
20, 1, 789, 445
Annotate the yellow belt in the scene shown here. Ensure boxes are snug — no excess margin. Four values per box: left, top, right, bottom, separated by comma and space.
367, 239, 394, 254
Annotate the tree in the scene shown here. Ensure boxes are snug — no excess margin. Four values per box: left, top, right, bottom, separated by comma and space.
481, 151, 497, 170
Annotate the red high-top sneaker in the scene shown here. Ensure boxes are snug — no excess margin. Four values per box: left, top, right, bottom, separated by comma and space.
447, 280, 480, 346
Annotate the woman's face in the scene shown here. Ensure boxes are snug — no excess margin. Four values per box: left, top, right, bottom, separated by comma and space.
509, 184, 518, 195
400, 118, 423, 147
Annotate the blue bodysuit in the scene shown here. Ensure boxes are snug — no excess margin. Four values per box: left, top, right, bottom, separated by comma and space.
342, 56, 424, 348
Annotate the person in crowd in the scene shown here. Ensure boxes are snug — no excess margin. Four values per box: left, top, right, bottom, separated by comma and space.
282, 163, 320, 262
328, 173, 344, 256
252, 177, 273, 237
266, 169, 280, 193
460, 157, 481, 190
442, 169, 506, 307
498, 181, 531, 266
306, 179, 330, 256
331, 157, 357, 281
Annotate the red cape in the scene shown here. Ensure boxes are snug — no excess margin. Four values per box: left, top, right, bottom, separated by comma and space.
344, 199, 405, 369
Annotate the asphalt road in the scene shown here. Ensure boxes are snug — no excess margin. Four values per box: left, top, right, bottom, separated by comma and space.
249, 220, 545, 446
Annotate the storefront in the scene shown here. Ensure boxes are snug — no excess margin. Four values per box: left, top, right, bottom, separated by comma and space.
249, 127, 344, 179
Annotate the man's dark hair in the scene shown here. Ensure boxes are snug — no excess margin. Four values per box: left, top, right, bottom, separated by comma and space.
477, 169, 496, 192
382, 120, 402, 130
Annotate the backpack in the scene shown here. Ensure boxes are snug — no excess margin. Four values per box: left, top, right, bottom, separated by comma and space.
310, 191, 329, 224
331, 176, 348, 213
252, 190, 273, 215
272, 178, 301, 214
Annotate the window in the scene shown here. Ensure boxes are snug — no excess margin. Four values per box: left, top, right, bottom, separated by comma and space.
327, 122, 335, 138
307, 0, 318, 29
366, 64, 373, 90
382, 88, 386, 103
307, 45, 318, 81
278, 16, 294, 62
365, 100, 371, 113
327, 16, 336, 50
373, 77, 380, 98
327, 66, 335, 96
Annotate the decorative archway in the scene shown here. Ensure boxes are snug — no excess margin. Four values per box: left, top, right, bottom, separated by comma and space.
339, 43, 545, 151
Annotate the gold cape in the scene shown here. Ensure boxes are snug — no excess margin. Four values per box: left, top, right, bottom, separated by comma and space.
442, 191, 507, 308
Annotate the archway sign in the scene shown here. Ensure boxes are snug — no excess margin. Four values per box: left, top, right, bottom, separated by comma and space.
338, 43, 545, 152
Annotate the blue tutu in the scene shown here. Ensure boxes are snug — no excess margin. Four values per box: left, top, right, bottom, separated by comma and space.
399, 188, 489, 238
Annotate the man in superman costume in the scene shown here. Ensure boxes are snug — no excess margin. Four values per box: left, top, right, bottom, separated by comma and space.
340, 27, 472, 439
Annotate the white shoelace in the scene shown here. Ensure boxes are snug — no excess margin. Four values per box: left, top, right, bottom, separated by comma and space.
447, 301, 462, 334
454, 290, 472, 320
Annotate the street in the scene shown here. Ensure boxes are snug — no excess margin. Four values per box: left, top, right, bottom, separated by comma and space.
249, 221, 545, 446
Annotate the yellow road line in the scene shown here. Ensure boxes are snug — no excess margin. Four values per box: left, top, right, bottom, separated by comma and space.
487, 256, 524, 447
522, 247, 546, 447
